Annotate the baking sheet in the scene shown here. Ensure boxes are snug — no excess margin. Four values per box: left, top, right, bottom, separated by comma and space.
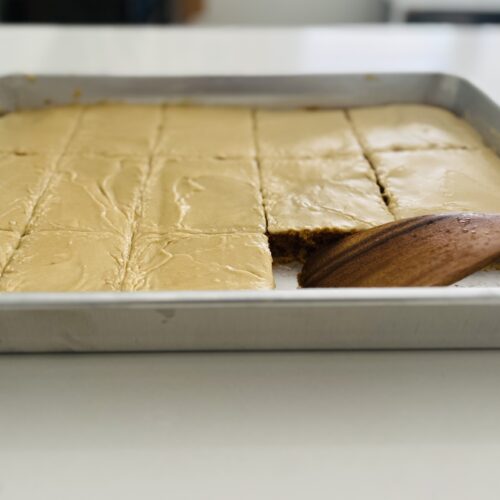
1, 72, 500, 351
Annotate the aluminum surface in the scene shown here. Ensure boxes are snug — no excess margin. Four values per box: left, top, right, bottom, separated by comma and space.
0, 72, 499, 351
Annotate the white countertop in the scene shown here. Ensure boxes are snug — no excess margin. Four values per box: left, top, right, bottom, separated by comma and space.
1, 24, 500, 500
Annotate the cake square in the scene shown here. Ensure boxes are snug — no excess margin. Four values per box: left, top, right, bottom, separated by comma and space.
0, 154, 56, 232
256, 109, 362, 158
156, 106, 255, 159
348, 105, 484, 153
29, 155, 147, 234
261, 156, 393, 234
0, 106, 81, 155
371, 149, 500, 219
0, 231, 126, 292
139, 158, 266, 234
124, 232, 274, 291
0, 230, 18, 273
67, 103, 162, 156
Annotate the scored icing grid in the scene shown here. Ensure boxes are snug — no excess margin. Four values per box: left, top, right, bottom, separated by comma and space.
1, 103, 442, 289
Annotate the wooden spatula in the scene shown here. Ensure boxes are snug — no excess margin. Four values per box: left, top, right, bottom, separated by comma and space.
299, 213, 500, 288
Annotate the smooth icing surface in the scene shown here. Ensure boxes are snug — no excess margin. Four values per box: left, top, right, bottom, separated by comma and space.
67, 103, 162, 156
256, 109, 362, 158
371, 149, 500, 218
140, 158, 266, 234
0, 231, 126, 292
30, 155, 147, 234
0, 106, 81, 155
156, 106, 255, 158
0, 154, 55, 232
0, 231, 18, 273
261, 156, 393, 233
125, 232, 274, 291
349, 105, 484, 152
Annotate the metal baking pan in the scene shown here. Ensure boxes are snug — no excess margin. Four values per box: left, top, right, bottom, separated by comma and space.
1, 72, 500, 352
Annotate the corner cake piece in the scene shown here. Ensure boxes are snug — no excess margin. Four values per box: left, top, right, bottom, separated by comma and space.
124, 232, 274, 291
67, 103, 162, 156
139, 158, 266, 234
0, 230, 18, 273
261, 155, 394, 261
370, 149, 500, 219
0, 154, 56, 233
256, 109, 362, 158
0, 231, 127, 292
156, 106, 255, 159
29, 155, 147, 234
0, 105, 81, 155
348, 104, 484, 153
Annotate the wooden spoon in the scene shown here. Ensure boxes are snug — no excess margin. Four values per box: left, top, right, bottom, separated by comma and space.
299, 213, 500, 288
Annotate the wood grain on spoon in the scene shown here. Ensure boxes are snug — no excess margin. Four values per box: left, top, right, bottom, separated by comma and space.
299, 213, 500, 288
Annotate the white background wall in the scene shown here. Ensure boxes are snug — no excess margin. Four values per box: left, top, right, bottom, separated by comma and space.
196, 0, 385, 25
